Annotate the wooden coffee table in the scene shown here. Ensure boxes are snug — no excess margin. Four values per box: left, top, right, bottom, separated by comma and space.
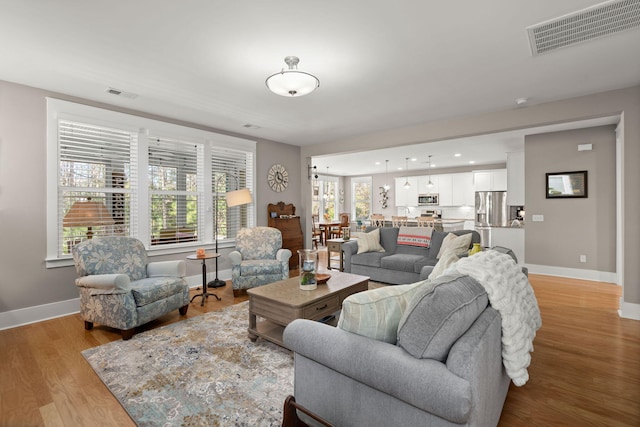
247, 270, 369, 348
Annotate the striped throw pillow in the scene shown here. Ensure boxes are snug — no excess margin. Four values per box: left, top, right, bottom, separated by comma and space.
337, 280, 427, 343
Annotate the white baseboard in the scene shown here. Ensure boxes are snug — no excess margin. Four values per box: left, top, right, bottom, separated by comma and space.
525, 264, 617, 284
0, 270, 235, 331
619, 298, 640, 320
0, 298, 81, 331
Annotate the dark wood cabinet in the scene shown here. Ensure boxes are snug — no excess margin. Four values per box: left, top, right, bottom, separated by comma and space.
268, 202, 303, 270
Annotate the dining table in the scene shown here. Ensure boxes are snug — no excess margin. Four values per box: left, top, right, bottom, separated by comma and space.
317, 221, 340, 245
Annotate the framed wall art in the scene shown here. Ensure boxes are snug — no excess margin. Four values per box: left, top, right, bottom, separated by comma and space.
546, 170, 588, 198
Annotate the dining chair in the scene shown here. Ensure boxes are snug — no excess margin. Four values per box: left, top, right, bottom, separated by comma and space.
311, 214, 322, 249
331, 213, 350, 239
416, 216, 435, 227
370, 214, 385, 227
391, 216, 408, 227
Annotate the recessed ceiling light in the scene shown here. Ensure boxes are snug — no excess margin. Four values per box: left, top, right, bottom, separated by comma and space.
431, 164, 437, 168
515, 97, 528, 106
411, 158, 417, 161
469, 160, 475, 164
454, 153, 461, 157
375, 161, 381, 165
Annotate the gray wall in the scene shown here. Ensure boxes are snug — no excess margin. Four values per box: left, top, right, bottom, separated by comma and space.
524, 126, 616, 271
301, 86, 640, 308
0, 80, 300, 313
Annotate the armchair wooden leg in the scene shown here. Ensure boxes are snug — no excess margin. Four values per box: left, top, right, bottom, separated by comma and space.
179, 304, 189, 315
84, 321, 93, 330
121, 329, 135, 340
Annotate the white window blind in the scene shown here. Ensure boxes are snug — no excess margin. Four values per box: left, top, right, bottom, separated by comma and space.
148, 137, 202, 246
211, 147, 254, 243
47, 98, 257, 266
58, 120, 136, 256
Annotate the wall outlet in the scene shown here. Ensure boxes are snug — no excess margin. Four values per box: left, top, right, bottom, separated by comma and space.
532, 214, 544, 222
580, 255, 587, 263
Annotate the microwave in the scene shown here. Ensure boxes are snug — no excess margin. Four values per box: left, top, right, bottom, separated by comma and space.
418, 193, 439, 206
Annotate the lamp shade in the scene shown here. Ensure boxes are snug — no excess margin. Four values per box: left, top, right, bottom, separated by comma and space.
266, 56, 319, 97
225, 188, 252, 207
63, 200, 115, 227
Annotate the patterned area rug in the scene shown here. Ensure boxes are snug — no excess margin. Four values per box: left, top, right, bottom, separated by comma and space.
82, 301, 293, 426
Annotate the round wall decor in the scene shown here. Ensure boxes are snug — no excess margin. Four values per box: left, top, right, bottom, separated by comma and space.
268, 164, 288, 192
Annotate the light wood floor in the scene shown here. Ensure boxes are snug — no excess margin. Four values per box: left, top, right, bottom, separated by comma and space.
1, 266, 639, 425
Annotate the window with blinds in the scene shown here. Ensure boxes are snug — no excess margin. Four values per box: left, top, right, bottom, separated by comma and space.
148, 137, 202, 246
58, 120, 136, 255
212, 148, 254, 243
48, 98, 256, 264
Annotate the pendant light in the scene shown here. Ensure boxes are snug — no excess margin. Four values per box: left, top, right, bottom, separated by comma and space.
427, 155, 434, 189
383, 160, 390, 190
323, 166, 330, 199
403, 157, 411, 188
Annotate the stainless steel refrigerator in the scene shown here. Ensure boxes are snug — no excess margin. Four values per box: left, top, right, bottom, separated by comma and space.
475, 191, 508, 247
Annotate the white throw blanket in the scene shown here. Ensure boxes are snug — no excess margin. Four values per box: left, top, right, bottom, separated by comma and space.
445, 250, 542, 386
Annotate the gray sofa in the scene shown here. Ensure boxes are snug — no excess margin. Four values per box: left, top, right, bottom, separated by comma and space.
343, 227, 481, 284
283, 273, 511, 426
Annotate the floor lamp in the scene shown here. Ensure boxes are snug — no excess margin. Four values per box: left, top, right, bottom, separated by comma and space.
209, 175, 252, 288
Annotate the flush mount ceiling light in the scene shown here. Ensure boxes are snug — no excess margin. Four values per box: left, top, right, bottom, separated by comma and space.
266, 56, 320, 97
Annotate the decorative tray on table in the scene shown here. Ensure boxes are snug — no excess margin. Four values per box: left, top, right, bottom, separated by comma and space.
316, 274, 331, 284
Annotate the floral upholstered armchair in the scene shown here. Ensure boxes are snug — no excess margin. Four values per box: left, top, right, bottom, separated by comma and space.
72, 236, 190, 340
228, 227, 292, 296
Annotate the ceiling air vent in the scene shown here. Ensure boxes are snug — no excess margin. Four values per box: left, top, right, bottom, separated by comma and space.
527, 0, 640, 55
105, 87, 138, 99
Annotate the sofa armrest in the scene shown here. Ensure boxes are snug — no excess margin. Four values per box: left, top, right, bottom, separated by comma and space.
76, 274, 131, 293
283, 319, 472, 423
147, 260, 186, 277
277, 248, 292, 262
342, 240, 359, 272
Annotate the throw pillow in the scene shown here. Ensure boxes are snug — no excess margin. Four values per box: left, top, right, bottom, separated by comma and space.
428, 249, 459, 280
355, 228, 386, 254
396, 274, 489, 362
437, 232, 473, 259
396, 226, 433, 248
337, 280, 427, 343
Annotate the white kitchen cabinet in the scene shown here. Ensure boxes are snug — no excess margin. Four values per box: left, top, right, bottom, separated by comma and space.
395, 176, 418, 206
491, 227, 525, 264
452, 172, 475, 206
474, 169, 507, 191
507, 152, 525, 206
437, 174, 453, 206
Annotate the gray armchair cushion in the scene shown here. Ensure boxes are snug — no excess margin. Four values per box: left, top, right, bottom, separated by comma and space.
397, 274, 488, 362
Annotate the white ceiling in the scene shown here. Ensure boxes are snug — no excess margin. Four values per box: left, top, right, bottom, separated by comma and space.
1, 1, 638, 166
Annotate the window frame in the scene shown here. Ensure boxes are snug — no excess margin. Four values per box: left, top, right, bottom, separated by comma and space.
351, 176, 372, 221
46, 98, 256, 268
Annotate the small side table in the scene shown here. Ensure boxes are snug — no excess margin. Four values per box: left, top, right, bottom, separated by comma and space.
326, 238, 357, 271
187, 253, 222, 306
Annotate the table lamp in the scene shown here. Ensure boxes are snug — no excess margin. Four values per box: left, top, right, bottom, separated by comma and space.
63, 198, 115, 239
